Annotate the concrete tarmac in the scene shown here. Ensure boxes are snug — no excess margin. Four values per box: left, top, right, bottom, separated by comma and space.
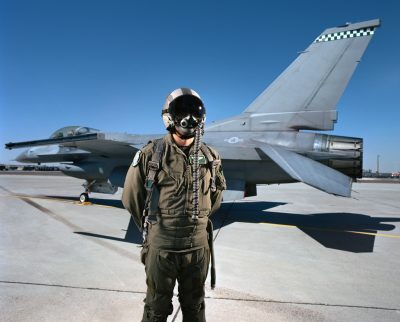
0, 174, 399, 321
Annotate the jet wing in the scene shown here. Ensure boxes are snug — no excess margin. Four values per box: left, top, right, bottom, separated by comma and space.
257, 144, 352, 197
5, 133, 101, 150
5, 132, 156, 162
66, 132, 145, 157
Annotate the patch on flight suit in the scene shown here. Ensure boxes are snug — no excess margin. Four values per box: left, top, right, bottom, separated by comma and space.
189, 155, 207, 165
132, 150, 141, 167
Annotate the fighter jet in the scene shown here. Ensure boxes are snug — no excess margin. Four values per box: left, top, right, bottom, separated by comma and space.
5, 19, 380, 203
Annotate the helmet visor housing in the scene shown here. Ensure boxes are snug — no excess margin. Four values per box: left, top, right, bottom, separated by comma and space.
168, 95, 205, 126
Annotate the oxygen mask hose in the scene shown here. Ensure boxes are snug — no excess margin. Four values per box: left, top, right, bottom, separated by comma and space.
192, 124, 202, 221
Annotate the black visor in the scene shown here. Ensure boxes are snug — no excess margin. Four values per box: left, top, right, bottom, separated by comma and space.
168, 95, 205, 121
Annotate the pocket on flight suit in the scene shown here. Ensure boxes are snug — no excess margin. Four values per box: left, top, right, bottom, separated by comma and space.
201, 167, 210, 194
140, 245, 149, 265
158, 168, 184, 202
178, 247, 210, 304
201, 247, 211, 281
157, 250, 177, 277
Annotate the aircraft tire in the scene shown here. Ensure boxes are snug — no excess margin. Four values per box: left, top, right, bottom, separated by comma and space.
80, 193, 89, 203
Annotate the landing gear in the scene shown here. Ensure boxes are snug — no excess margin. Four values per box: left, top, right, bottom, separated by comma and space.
80, 180, 95, 203
79, 192, 89, 203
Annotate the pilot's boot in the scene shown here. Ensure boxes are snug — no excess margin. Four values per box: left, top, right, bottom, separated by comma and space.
142, 304, 172, 322
181, 301, 206, 322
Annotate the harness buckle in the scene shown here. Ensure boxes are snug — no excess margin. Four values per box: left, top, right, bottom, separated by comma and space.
148, 161, 160, 171
145, 179, 154, 190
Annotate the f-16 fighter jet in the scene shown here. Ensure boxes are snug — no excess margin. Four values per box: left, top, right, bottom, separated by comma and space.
5, 19, 380, 203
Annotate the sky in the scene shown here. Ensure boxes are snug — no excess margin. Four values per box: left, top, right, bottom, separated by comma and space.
0, 0, 399, 172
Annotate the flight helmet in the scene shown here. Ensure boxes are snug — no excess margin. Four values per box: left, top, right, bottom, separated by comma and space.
162, 88, 206, 138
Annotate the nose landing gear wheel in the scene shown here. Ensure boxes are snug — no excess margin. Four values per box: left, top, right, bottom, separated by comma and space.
79, 193, 89, 203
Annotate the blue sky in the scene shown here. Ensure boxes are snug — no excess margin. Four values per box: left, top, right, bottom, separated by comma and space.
1, 0, 399, 172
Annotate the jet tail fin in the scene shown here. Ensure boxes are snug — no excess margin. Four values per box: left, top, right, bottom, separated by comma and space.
258, 145, 352, 197
207, 19, 380, 132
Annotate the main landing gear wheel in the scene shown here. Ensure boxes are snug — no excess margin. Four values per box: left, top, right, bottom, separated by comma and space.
79, 193, 89, 203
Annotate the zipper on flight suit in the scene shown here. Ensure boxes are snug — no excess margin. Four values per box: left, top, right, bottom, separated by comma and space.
173, 144, 190, 217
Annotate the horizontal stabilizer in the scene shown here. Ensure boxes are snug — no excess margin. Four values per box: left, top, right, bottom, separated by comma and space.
258, 145, 352, 197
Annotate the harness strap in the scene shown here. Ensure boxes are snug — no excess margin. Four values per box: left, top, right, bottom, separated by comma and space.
142, 138, 165, 242
200, 144, 219, 192
146, 139, 164, 188
201, 144, 218, 289
200, 143, 213, 163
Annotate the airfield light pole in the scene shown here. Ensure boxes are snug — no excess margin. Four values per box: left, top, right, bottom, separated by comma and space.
376, 154, 380, 176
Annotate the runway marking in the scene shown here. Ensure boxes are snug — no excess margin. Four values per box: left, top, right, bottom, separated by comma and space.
0, 185, 138, 261
76, 201, 93, 206
1, 280, 399, 312
2, 189, 399, 239
261, 223, 400, 238
0, 193, 120, 209
74, 201, 117, 209
0, 280, 145, 295
353, 194, 400, 210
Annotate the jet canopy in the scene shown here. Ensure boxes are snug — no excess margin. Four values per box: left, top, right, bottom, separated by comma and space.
50, 126, 100, 139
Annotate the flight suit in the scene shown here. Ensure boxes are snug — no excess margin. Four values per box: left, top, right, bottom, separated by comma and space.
122, 134, 226, 322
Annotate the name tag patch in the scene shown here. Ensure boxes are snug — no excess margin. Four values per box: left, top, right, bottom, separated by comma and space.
189, 155, 207, 165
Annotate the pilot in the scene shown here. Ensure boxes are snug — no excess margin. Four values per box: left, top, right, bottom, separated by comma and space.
122, 88, 226, 322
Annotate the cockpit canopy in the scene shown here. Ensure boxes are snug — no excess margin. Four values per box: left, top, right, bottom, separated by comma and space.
50, 126, 100, 139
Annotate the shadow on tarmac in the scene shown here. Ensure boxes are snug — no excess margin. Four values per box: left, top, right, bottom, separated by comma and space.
46, 195, 125, 209
44, 195, 142, 243
75, 217, 143, 244
71, 199, 399, 253
213, 201, 400, 253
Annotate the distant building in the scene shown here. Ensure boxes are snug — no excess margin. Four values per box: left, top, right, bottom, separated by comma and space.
362, 169, 392, 178
391, 172, 400, 178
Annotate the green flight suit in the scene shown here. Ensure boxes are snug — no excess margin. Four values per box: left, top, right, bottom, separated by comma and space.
122, 134, 226, 322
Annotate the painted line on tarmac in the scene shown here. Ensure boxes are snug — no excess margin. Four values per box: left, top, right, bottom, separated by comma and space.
3, 190, 397, 239
261, 223, 400, 239
2, 280, 398, 312
0, 280, 145, 295
75, 201, 117, 209
205, 295, 400, 312
0, 193, 119, 209
0, 185, 138, 261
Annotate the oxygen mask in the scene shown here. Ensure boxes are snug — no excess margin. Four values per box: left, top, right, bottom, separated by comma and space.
175, 114, 202, 138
